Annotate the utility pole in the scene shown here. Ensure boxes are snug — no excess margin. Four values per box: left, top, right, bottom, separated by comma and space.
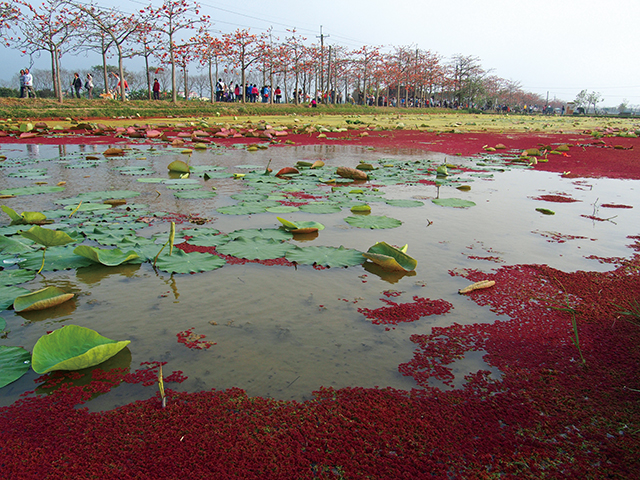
317, 26, 329, 103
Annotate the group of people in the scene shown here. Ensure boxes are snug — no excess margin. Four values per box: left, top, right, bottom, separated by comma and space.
215, 79, 283, 103
71, 73, 94, 99
18, 69, 36, 98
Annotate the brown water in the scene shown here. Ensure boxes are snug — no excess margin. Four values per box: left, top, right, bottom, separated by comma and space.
0, 141, 637, 410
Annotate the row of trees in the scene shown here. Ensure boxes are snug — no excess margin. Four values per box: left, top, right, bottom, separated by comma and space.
0, 0, 554, 109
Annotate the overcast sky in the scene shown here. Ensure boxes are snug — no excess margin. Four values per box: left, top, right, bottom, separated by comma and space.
3, 0, 639, 107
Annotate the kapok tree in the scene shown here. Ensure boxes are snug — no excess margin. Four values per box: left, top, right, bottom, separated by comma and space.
222, 28, 266, 104
68, 2, 145, 101
145, 0, 209, 103
191, 30, 225, 103
10, 0, 84, 102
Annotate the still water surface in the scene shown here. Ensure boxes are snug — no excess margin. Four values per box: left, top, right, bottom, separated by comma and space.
0, 141, 637, 410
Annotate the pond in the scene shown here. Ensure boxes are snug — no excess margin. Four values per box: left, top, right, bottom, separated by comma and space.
0, 141, 637, 411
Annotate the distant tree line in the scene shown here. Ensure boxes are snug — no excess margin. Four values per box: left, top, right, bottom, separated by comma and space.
1, 0, 558, 109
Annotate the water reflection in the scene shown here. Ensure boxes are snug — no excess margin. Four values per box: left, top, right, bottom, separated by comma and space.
75, 263, 142, 286
34, 347, 132, 398
362, 261, 417, 284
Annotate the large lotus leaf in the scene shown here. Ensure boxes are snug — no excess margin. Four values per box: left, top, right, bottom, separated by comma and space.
344, 215, 402, 229
384, 199, 425, 208
63, 203, 112, 212
165, 184, 202, 190
0, 268, 36, 286
266, 205, 300, 213
154, 249, 226, 274
13, 286, 74, 313
73, 245, 140, 266
217, 238, 292, 260
231, 192, 269, 201
432, 198, 476, 208
0, 235, 34, 254
20, 225, 76, 248
174, 190, 217, 199
298, 204, 342, 214
20, 246, 93, 271
286, 245, 365, 267
84, 228, 139, 246
189, 234, 231, 247
363, 242, 417, 272
0, 186, 65, 196
228, 228, 293, 241
178, 227, 220, 237
0, 286, 29, 311
0, 346, 31, 388
31, 325, 130, 374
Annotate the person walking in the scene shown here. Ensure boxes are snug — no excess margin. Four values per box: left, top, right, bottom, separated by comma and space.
19, 69, 25, 98
274, 86, 281, 104
72, 73, 82, 98
23, 69, 35, 98
85, 74, 94, 99
152, 78, 160, 100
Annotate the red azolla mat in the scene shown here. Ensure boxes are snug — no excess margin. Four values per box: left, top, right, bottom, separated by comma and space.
1, 253, 639, 478
2, 125, 639, 179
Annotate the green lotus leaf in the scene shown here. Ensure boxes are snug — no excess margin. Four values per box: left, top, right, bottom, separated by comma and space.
0, 186, 65, 196
276, 217, 325, 233
217, 203, 268, 215
173, 190, 217, 199
178, 227, 220, 237
351, 204, 372, 213
266, 205, 300, 213
188, 234, 231, 247
1, 205, 23, 222
31, 325, 130, 374
431, 198, 476, 208
168, 160, 190, 173
231, 192, 269, 202
20, 245, 93, 271
0, 234, 34, 254
363, 242, 417, 272
154, 249, 226, 274
0, 346, 31, 388
286, 245, 365, 267
298, 204, 342, 214
536, 208, 555, 215
344, 215, 402, 229
14, 286, 74, 313
0, 269, 36, 286
164, 184, 202, 190
20, 225, 76, 248
217, 237, 292, 260
0, 316, 5, 331
63, 203, 112, 212
73, 245, 140, 266
0, 286, 30, 311
384, 199, 425, 207
84, 227, 138, 246
228, 228, 293, 241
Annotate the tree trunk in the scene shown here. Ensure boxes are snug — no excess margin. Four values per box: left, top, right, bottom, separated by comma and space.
208, 57, 214, 104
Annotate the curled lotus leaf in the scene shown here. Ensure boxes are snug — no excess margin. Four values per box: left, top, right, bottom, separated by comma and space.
0, 346, 31, 388
31, 325, 130, 374
20, 225, 76, 248
336, 166, 368, 180
168, 160, 190, 173
13, 286, 74, 313
362, 241, 417, 272
276, 217, 325, 234
73, 245, 140, 266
